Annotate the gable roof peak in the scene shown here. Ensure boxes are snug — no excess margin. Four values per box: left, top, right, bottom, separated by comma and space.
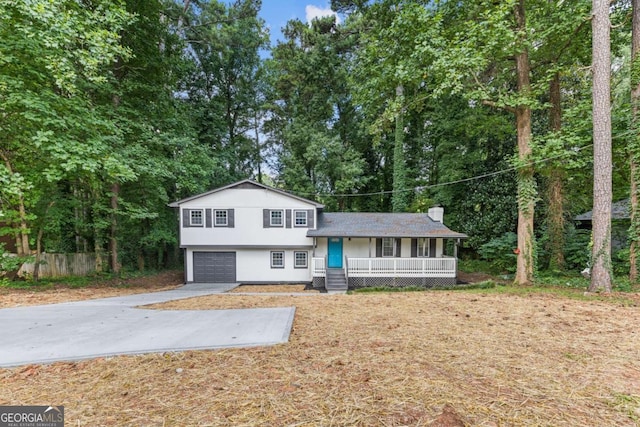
168, 179, 324, 208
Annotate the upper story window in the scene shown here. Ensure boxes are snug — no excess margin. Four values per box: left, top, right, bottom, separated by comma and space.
214, 210, 228, 227
270, 209, 284, 227
417, 237, 430, 257
189, 209, 204, 227
294, 210, 308, 227
382, 237, 395, 257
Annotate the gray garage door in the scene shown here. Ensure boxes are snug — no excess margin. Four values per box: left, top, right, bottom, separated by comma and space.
193, 252, 236, 283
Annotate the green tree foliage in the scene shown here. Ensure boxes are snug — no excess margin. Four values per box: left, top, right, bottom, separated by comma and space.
0, 0, 132, 257
1, 0, 634, 282
266, 16, 369, 210
183, 0, 269, 182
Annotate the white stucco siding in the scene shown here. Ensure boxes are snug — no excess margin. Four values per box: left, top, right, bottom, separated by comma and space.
179, 188, 317, 247
344, 238, 373, 257
236, 249, 311, 283
185, 247, 312, 283
314, 237, 327, 258
181, 188, 317, 210
313, 238, 372, 258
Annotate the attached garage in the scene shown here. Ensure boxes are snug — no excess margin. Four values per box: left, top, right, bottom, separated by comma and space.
193, 252, 236, 283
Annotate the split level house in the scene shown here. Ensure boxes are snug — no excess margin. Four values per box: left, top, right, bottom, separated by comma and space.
169, 180, 467, 291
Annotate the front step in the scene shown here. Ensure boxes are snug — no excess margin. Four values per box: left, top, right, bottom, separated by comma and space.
325, 268, 347, 292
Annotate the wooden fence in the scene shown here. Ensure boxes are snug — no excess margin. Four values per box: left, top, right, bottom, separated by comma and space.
19, 253, 104, 278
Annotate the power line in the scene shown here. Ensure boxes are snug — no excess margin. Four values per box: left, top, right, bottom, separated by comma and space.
297, 143, 592, 199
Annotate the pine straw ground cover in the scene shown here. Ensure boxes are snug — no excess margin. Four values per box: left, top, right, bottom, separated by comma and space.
1, 287, 640, 425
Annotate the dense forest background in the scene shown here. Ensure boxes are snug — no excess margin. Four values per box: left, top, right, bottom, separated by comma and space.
0, 0, 635, 279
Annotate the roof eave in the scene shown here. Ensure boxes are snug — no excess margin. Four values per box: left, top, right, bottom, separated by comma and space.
168, 179, 324, 208
307, 232, 468, 239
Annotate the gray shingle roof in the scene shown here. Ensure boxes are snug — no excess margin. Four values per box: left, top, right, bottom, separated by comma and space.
575, 199, 630, 221
307, 212, 467, 238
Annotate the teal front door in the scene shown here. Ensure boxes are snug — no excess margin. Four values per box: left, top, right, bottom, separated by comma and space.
327, 238, 343, 268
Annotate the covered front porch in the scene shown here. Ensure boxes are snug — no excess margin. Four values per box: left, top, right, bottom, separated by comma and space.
306, 211, 467, 290
311, 255, 459, 289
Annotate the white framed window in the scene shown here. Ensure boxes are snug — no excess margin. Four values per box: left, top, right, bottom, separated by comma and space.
417, 238, 430, 257
189, 209, 204, 227
271, 251, 285, 268
294, 210, 308, 227
214, 210, 228, 226
382, 237, 395, 257
294, 251, 308, 268
270, 210, 284, 227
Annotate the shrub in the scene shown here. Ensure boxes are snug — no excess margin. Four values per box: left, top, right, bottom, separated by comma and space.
563, 228, 591, 271
477, 232, 518, 274
0, 243, 30, 280
613, 248, 630, 277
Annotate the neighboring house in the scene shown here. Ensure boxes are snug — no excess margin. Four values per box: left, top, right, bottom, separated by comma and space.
575, 199, 630, 250
169, 180, 467, 291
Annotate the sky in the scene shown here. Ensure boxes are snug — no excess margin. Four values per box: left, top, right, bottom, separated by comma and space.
258, 1, 342, 45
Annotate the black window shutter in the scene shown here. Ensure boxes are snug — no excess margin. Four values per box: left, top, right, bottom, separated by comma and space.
429, 238, 437, 258
205, 209, 212, 228
411, 239, 417, 257
263, 209, 270, 228
395, 238, 401, 257
376, 239, 382, 257
285, 209, 292, 228
228, 209, 235, 228
307, 209, 315, 228
182, 209, 190, 228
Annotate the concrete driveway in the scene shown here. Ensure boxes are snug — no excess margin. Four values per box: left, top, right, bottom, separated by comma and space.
0, 283, 295, 368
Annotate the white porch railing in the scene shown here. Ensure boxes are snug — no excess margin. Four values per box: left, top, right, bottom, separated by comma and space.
312, 257, 326, 277
347, 257, 457, 278
311, 256, 457, 278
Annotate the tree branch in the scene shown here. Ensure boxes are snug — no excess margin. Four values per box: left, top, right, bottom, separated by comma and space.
482, 99, 516, 113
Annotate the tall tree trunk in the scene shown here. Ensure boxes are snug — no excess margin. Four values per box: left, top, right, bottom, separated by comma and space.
176, 0, 191, 34
392, 84, 408, 213
110, 182, 121, 274
73, 183, 89, 252
93, 239, 104, 273
109, 92, 122, 275
514, 0, 535, 285
33, 224, 45, 281
254, 108, 262, 183
16, 193, 30, 256
0, 152, 30, 256
33, 201, 54, 281
629, 0, 640, 284
590, 0, 613, 292
547, 73, 566, 271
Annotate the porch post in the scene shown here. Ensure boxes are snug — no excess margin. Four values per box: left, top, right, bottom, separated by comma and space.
454, 238, 459, 258
368, 237, 372, 257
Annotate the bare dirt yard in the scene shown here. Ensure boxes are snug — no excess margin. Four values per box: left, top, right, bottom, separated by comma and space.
0, 270, 183, 308
229, 284, 319, 293
1, 279, 640, 426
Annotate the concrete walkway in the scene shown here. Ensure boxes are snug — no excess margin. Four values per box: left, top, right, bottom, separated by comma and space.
0, 283, 296, 368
